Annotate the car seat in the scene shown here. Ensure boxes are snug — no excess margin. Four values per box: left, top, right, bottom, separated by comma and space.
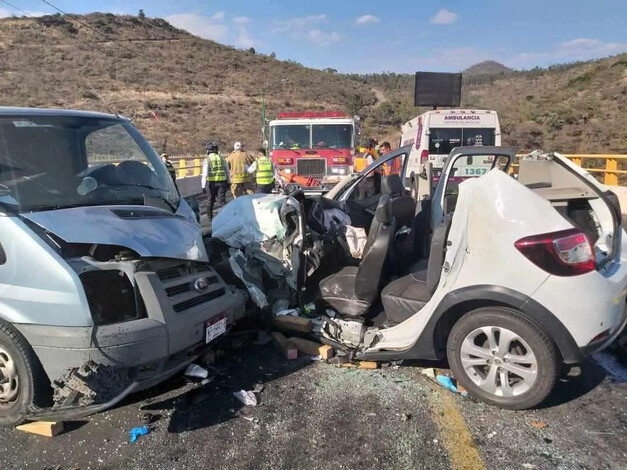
380, 213, 454, 325
318, 195, 396, 317
382, 174, 417, 267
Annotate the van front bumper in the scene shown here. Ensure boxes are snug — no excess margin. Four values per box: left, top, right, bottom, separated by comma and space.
15, 259, 247, 418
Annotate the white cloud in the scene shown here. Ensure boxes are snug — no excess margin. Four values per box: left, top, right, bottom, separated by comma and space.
272, 14, 327, 33
0, 8, 49, 18
272, 15, 340, 46
356, 14, 380, 25
509, 38, 627, 68
308, 29, 342, 46
166, 13, 228, 41
212, 12, 225, 21
233, 16, 251, 25
430, 9, 458, 25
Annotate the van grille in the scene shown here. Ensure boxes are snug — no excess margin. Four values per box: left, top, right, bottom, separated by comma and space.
157, 264, 212, 281
173, 288, 225, 312
297, 159, 326, 178
165, 276, 219, 297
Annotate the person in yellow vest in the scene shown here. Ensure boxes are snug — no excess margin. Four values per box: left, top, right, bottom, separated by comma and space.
247, 148, 275, 194
201, 141, 229, 220
226, 141, 254, 198
355, 139, 377, 200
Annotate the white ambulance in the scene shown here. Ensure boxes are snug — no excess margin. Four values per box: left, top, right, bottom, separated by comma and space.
400, 109, 501, 186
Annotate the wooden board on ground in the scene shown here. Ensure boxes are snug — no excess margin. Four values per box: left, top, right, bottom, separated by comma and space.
337, 361, 379, 370
16, 421, 64, 437
271, 331, 298, 360
272, 315, 313, 333
288, 337, 334, 360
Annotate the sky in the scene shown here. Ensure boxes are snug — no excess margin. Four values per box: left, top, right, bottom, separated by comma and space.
1, 0, 626, 73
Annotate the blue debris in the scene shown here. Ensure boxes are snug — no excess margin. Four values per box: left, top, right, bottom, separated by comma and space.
436, 375, 469, 397
129, 426, 150, 443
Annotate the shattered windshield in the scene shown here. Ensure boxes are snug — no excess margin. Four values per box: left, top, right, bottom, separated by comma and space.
271, 125, 311, 149
0, 115, 178, 214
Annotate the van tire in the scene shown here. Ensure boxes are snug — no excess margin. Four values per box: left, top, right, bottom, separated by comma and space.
447, 307, 559, 410
0, 321, 50, 426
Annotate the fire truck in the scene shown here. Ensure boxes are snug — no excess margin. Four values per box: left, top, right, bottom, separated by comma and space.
267, 112, 356, 188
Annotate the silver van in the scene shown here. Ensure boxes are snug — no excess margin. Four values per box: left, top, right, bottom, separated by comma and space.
0, 108, 245, 424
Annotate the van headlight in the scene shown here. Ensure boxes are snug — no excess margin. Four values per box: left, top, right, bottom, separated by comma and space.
80, 270, 146, 325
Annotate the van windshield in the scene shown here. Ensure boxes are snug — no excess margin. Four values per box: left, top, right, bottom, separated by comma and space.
429, 128, 495, 154
0, 115, 178, 214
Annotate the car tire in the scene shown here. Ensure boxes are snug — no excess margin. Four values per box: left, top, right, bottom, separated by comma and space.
410, 178, 419, 201
447, 307, 559, 410
0, 321, 50, 426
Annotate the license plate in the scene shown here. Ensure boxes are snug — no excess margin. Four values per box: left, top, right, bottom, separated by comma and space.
205, 313, 227, 344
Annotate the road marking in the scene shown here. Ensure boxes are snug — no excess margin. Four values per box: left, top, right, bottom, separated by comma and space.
429, 388, 486, 470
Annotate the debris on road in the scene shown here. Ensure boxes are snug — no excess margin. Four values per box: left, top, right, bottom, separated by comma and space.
401, 413, 412, 422
271, 331, 298, 359
287, 337, 334, 360
185, 363, 210, 379
531, 420, 548, 429
129, 426, 150, 443
436, 375, 469, 397
233, 390, 258, 406
16, 421, 64, 437
336, 361, 379, 370
420, 367, 437, 380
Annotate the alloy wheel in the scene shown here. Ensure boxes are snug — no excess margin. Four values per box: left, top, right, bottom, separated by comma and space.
459, 326, 538, 397
0, 346, 19, 406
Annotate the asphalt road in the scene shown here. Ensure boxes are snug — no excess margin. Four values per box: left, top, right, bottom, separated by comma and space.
1, 341, 625, 470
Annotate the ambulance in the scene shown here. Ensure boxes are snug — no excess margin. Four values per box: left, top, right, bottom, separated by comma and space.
400, 109, 501, 190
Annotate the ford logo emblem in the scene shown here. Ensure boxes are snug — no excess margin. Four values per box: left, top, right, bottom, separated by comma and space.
194, 278, 209, 292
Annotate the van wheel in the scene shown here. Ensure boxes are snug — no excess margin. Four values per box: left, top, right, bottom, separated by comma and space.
0, 322, 49, 426
447, 308, 559, 410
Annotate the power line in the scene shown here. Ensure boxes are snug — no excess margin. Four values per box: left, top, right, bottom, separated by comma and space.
0, 0, 32, 16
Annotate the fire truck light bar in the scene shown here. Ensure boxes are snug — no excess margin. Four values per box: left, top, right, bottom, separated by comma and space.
277, 111, 350, 119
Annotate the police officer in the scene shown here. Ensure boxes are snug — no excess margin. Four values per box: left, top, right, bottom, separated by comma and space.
248, 148, 275, 193
201, 141, 229, 220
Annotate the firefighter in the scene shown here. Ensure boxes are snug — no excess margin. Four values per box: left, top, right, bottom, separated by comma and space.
355, 139, 377, 200
248, 148, 275, 194
201, 141, 229, 220
226, 141, 253, 198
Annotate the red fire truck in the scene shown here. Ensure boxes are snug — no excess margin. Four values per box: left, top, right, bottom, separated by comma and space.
267, 112, 356, 187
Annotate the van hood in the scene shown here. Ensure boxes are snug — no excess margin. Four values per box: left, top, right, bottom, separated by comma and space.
22, 205, 207, 261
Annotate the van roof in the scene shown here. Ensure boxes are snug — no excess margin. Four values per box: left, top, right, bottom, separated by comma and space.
0, 106, 128, 121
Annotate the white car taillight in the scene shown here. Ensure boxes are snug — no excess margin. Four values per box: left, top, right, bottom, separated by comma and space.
515, 229, 596, 276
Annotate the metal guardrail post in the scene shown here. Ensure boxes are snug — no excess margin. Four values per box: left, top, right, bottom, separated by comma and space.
178, 159, 186, 179
605, 158, 618, 186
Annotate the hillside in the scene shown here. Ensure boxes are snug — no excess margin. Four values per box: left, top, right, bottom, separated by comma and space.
0, 13, 376, 154
349, 54, 627, 152
463, 61, 513, 76
0, 13, 625, 154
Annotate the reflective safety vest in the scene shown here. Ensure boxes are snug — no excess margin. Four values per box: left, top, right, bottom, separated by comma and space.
228, 151, 251, 184
383, 157, 401, 176
353, 155, 368, 173
206, 153, 227, 182
256, 156, 274, 185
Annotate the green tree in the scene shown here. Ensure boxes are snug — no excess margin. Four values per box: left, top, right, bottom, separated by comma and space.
138, 9, 146, 19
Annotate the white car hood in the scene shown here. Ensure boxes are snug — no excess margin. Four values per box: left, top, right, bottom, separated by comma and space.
22, 204, 207, 261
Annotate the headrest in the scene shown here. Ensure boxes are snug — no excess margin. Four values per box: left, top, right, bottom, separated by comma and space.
382, 174, 404, 196
375, 194, 391, 224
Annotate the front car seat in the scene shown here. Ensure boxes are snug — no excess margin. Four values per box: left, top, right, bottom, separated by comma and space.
318, 195, 396, 317
382, 174, 417, 266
